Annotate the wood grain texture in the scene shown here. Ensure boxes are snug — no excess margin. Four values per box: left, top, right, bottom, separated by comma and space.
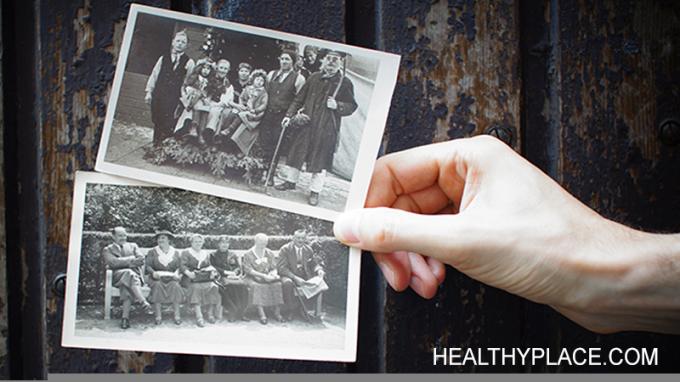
521, 0, 680, 372
377, 0, 525, 372
39, 0, 177, 373
0, 2, 8, 378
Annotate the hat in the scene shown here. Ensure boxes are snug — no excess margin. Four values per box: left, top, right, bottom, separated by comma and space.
320, 49, 348, 58
238, 62, 252, 71
154, 230, 175, 240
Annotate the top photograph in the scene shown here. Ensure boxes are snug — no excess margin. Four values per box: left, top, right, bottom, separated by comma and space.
96, 4, 400, 221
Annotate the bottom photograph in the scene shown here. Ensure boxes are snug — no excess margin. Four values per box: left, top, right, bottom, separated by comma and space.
61, 172, 359, 362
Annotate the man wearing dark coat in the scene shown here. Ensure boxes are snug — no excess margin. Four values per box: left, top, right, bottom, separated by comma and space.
277, 230, 326, 320
102, 227, 153, 329
145, 30, 195, 147
275, 50, 358, 206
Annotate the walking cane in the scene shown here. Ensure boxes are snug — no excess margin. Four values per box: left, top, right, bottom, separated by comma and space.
263, 121, 288, 194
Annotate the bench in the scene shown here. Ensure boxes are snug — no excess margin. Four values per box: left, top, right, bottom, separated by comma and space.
103, 248, 322, 320
104, 249, 252, 320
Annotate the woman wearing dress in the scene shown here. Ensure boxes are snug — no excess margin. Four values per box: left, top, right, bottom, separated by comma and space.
210, 236, 250, 322
145, 230, 185, 325
219, 69, 269, 156
180, 234, 221, 327
242, 233, 285, 325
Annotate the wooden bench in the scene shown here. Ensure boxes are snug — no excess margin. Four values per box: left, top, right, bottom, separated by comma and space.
103, 248, 325, 320
103, 249, 257, 320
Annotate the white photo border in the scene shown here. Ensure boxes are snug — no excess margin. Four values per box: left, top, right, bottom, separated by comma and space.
95, 4, 401, 222
61, 171, 362, 363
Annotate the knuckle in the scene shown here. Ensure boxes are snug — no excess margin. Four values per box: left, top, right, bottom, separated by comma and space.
365, 208, 397, 249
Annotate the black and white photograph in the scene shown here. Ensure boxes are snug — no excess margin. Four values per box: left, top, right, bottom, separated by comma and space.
95, 5, 400, 221
61, 172, 360, 362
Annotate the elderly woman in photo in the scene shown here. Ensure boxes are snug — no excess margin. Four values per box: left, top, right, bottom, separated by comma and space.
174, 59, 214, 138
180, 234, 221, 327
210, 236, 250, 322
242, 233, 285, 325
218, 69, 269, 156
145, 230, 184, 326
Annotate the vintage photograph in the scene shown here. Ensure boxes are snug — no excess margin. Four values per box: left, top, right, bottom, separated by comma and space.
62, 172, 360, 362
95, 5, 400, 221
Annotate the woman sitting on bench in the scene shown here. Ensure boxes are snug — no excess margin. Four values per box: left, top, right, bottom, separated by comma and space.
145, 230, 184, 326
180, 234, 221, 327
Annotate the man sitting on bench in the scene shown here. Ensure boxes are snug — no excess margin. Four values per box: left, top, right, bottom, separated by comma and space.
102, 226, 153, 329
278, 229, 328, 321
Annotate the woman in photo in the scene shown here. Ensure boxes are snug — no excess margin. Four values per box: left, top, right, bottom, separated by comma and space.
218, 69, 269, 157
174, 59, 214, 138
242, 233, 285, 325
180, 234, 221, 327
210, 236, 250, 322
145, 230, 185, 325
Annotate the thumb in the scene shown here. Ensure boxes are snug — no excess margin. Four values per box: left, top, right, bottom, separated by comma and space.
333, 207, 459, 261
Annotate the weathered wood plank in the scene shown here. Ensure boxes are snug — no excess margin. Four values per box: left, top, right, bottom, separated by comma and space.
377, 0, 525, 372
38, 0, 177, 373
523, 0, 680, 372
190, 0, 350, 372
0, 2, 9, 378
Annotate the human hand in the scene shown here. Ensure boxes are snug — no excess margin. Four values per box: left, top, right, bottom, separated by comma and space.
281, 117, 291, 128
131, 257, 145, 267
326, 97, 337, 110
333, 135, 680, 334
152, 271, 160, 280
186, 271, 196, 280
144, 92, 152, 104
317, 270, 326, 279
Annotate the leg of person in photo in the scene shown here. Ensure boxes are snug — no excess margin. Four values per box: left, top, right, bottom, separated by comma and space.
173, 302, 181, 325
193, 304, 205, 327
153, 303, 162, 325
206, 303, 216, 324
308, 170, 326, 206
280, 277, 296, 321
203, 104, 224, 145
222, 285, 249, 322
121, 298, 132, 329
314, 293, 324, 319
256, 305, 267, 325
273, 304, 284, 323
275, 165, 299, 191
215, 300, 223, 321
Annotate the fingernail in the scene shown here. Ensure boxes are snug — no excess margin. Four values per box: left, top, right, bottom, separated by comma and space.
377, 261, 395, 288
333, 212, 360, 244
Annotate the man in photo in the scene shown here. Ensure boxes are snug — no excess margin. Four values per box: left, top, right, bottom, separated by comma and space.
102, 227, 153, 329
278, 229, 327, 321
275, 50, 358, 206
259, 50, 306, 186
145, 30, 195, 147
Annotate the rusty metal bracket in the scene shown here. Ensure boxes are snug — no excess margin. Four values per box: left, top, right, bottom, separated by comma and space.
52, 273, 67, 298
659, 118, 680, 146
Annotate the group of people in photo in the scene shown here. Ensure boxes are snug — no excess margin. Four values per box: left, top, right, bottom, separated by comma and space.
143, 29, 358, 206
102, 227, 328, 330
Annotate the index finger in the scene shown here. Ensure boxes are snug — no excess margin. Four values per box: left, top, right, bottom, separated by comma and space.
366, 139, 470, 211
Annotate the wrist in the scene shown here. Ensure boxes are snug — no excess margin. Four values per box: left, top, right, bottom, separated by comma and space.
561, 217, 680, 333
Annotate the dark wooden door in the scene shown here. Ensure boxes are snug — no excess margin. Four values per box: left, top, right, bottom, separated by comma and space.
1, 0, 679, 377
